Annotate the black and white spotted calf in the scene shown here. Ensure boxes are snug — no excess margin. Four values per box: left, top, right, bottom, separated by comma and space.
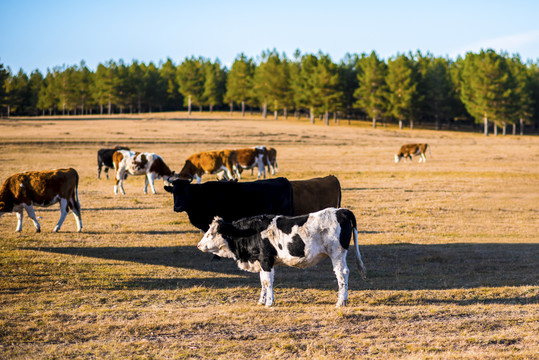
197, 207, 366, 307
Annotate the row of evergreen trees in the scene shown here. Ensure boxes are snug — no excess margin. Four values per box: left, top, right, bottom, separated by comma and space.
1, 49, 538, 135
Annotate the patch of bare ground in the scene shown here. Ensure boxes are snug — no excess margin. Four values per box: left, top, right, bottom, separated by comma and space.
0, 112, 537, 358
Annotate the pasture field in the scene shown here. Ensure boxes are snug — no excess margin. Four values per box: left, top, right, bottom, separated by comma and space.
0, 113, 538, 359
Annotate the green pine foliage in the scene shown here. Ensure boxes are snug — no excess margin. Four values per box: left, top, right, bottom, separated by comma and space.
0, 49, 537, 134
354, 51, 388, 128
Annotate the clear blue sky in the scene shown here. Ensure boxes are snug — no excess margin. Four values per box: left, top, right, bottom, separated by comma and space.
1, 0, 539, 74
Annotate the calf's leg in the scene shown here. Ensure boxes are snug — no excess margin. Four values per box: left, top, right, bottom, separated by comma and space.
69, 193, 83, 232
23, 204, 41, 233
331, 253, 350, 307
53, 198, 69, 232
15, 210, 24, 232
259, 269, 275, 307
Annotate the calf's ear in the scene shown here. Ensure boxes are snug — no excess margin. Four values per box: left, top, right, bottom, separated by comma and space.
164, 185, 173, 193
0, 201, 5, 210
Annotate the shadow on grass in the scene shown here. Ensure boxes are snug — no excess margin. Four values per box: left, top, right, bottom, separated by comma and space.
28, 243, 538, 295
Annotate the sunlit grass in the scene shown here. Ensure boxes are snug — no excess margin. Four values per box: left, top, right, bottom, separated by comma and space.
0, 114, 537, 358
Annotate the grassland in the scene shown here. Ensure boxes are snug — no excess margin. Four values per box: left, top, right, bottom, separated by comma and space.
0, 112, 537, 359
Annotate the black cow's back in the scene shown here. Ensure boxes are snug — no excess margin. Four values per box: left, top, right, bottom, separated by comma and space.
185, 177, 294, 231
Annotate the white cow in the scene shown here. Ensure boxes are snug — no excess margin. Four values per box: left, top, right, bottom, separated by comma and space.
197, 207, 366, 307
113, 150, 177, 194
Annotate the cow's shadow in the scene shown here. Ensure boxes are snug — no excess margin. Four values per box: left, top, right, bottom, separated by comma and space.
29, 243, 538, 301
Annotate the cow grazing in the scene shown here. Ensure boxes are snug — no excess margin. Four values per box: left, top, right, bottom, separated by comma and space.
97, 145, 130, 179
0, 168, 82, 233
113, 150, 177, 195
290, 175, 341, 216
395, 143, 431, 163
178, 150, 239, 184
236, 147, 266, 179
164, 177, 294, 231
198, 207, 366, 307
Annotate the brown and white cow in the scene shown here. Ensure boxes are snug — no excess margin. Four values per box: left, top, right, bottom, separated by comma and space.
113, 150, 177, 195
264, 147, 278, 175
178, 150, 239, 184
0, 168, 82, 232
236, 147, 266, 179
395, 143, 431, 163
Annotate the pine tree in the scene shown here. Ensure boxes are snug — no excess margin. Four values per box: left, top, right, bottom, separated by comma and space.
225, 53, 255, 116
177, 57, 205, 114
354, 51, 388, 128
203, 59, 226, 112
460, 50, 513, 136
508, 55, 534, 135
386, 54, 417, 129
159, 58, 183, 111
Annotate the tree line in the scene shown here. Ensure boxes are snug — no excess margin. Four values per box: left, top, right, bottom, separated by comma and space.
1, 49, 538, 135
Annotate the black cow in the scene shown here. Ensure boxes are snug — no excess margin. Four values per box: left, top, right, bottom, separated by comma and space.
97, 145, 130, 179
198, 208, 367, 307
164, 177, 294, 232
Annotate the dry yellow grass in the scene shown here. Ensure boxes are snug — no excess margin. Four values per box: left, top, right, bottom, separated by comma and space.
0, 112, 538, 359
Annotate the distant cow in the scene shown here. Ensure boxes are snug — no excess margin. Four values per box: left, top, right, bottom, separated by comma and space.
164, 175, 342, 232
164, 177, 294, 231
264, 147, 278, 175
178, 150, 239, 184
97, 145, 130, 179
395, 143, 431, 163
0, 168, 82, 233
113, 150, 177, 194
236, 147, 266, 179
290, 175, 341, 216
198, 207, 366, 307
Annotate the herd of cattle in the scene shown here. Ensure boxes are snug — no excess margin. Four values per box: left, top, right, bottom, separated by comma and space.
0, 142, 429, 306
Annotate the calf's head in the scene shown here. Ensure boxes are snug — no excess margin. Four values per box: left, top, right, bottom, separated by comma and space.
164, 179, 192, 212
197, 217, 231, 257
394, 154, 402, 163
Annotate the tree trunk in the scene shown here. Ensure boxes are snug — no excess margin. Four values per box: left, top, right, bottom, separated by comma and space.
410, 119, 414, 129
484, 115, 489, 136
520, 118, 524, 136
334, 112, 338, 125
62, 103, 65, 116
210, 104, 213, 113
284, 107, 288, 120
324, 111, 329, 126
230, 101, 233, 115
494, 123, 498, 136
435, 114, 440, 130
372, 116, 377, 128
274, 110, 278, 120
241, 101, 245, 117
7, 105, 10, 117
100, 104, 103, 115
188, 95, 192, 115
502, 122, 506, 136
399, 119, 403, 129
263, 101, 267, 119
310, 108, 314, 124
512, 123, 516, 135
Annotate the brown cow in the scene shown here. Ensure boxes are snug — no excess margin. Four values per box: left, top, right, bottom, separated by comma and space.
178, 150, 239, 184
395, 143, 430, 163
290, 175, 341, 215
236, 147, 266, 179
0, 168, 82, 232
265, 147, 278, 175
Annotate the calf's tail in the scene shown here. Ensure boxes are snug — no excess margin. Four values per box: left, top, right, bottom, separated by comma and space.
342, 208, 366, 279
353, 227, 367, 280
